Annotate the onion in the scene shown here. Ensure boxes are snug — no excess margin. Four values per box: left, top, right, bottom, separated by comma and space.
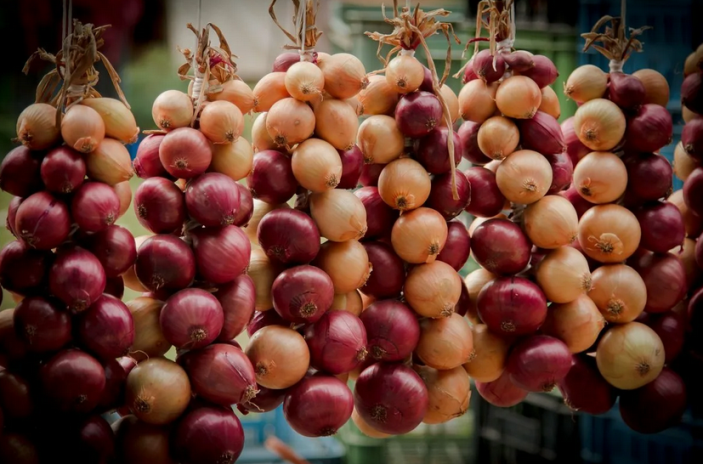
305, 310, 367, 375
471, 49, 505, 84
318, 53, 368, 99
358, 299, 418, 363
134, 177, 185, 234
573, 151, 628, 204
281, 375, 353, 438
79, 98, 137, 144
266, 98, 315, 148
558, 354, 616, 414
85, 137, 134, 185
136, 235, 195, 292
385, 54, 424, 93
335, 145, 364, 190
76, 294, 133, 360
414, 366, 470, 425
359, 163, 384, 187
360, 242, 404, 299
545, 152, 574, 195
49, 246, 106, 312
251, 112, 277, 152
185, 173, 241, 227
426, 171, 471, 220
151, 89, 193, 130
231, 184, 253, 228
99, 356, 134, 411
310, 189, 367, 242
635, 201, 685, 253
682, 117, 703, 161
562, 117, 591, 165
247, 310, 290, 337
503, 50, 534, 73
391, 207, 447, 264
542, 295, 605, 353
463, 167, 506, 217
113, 415, 174, 464
126, 297, 170, 360
470, 218, 531, 275
464, 268, 496, 324
395, 91, 443, 138
536, 246, 592, 304
358, 75, 398, 115
61, 104, 105, 153
633, 69, 670, 107
247, 149, 298, 204
436, 220, 471, 272
13, 296, 71, 353
352, 408, 390, 439
459, 79, 498, 123
14, 191, 70, 250
564, 65, 607, 103
354, 187, 397, 239
313, 98, 359, 151
573, 98, 626, 151
625, 152, 674, 202
237, 384, 287, 414
578, 204, 641, 263
248, 247, 283, 311
252, 72, 290, 112
172, 405, 245, 464
0, 434, 40, 464
675, 237, 701, 288
315, 240, 370, 294
104, 276, 125, 300
477, 276, 548, 335
625, 104, 673, 152
519, 112, 566, 156
506, 335, 572, 392
607, 72, 645, 111
126, 357, 190, 424
463, 324, 510, 383
38, 146, 86, 194
524, 195, 578, 249
646, 311, 685, 364
0, 368, 34, 420
416, 313, 473, 370
377, 158, 431, 212
496, 149, 552, 204
683, 72, 703, 117
415, 127, 464, 174
477, 116, 519, 160
282, 62, 323, 101
272, 265, 334, 323
357, 115, 404, 165
630, 251, 687, 314
457, 120, 490, 164
684, 166, 703, 216
668, 189, 703, 237
619, 367, 686, 434
518, 54, 558, 88
257, 209, 320, 265
15, 102, 60, 149
539, 85, 561, 119
0, 240, 51, 295
41, 349, 105, 413
0, 146, 43, 197
71, 181, 121, 232
589, 264, 647, 323
160, 288, 223, 349
496, 75, 541, 119
210, 137, 254, 182
475, 370, 528, 407
159, 127, 212, 179
246, 325, 310, 389
404, 261, 462, 318
272, 52, 299, 72
211, 276, 255, 342
291, 138, 343, 192
207, 78, 255, 114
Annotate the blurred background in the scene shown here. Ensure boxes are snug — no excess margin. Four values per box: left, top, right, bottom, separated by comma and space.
2, 0, 703, 463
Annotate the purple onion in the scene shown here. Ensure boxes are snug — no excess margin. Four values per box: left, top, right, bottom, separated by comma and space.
0, 145, 43, 197
426, 171, 471, 220
256, 208, 320, 265
545, 152, 574, 194
458, 120, 491, 165
185, 172, 241, 227
337, 145, 364, 189
463, 167, 506, 217
247, 150, 298, 204
395, 91, 443, 138
361, 242, 405, 299
437, 220, 471, 271
473, 49, 506, 84
415, 128, 464, 174
354, 186, 398, 240
470, 218, 531, 275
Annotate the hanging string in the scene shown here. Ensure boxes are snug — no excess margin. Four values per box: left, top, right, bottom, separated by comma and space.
301, 2, 307, 58
192, 0, 204, 100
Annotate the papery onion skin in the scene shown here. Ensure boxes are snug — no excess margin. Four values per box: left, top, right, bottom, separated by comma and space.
257, 208, 320, 265
134, 177, 186, 234
71, 182, 121, 233
577, 204, 642, 263
310, 189, 368, 242
272, 265, 335, 324
624, 152, 673, 202
246, 310, 291, 337
414, 365, 471, 425
359, 163, 384, 187
283, 375, 354, 437
464, 268, 496, 325
470, 218, 530, 275
608, 72, 646, 111
459, 79, 497, 123
252, 72, 290, 113
541, 295, 605, 353
495, 75, 542, 119
318, 53, 368, 100
536, 246, 592, 304
0, 146, 43, 198
360, 242, 404, 299
589, 264, 647, 323
524, 195, 579, 249
458, 120, 491, 165
564, 65, 608, 103
135, 234, 195, 293
191, 225, 251, 285
518, 111, 566, 155
82, 97, 139, 143
395, 91, 443, 138
506, 335, 573, 392
49, 246, 106, 313
646, 311, 685, 364
520, 55, 558, 88
473, 49, 506, 84
291, 138, 343, 192
15, 191, 71, 250
404, 261, 462, 319
463, 324, 511, 383
573, 98, 626, 151
41, 349, 106, 414
126, 297, 171, 361
113, 415, 176, 464
314, 239, 371, 294
416, 313, 474, 370
495, 149, 553, 205
160, 288, 224, 350
358, 75, 398, 116
562, 117, 592, 166
385, 54, 425, 94
539, 85, 561, 119
13, 296, 72, 353
305, 310, 368, 375
635, 201, 685, 253
625, 104, 673, 153
391, 207, 448, 264
126, 357, 191, 425
476, 116, 520, 161
337, 145, 364, 189
415, 128, 464, 175
545, 152, 574, 194
426, 171, 471, 220
77, 294, 134, 360
266, 98, 315, 148
185, 173, 241, 227
558, 354, 616, 415
38, 146, 86, 195
61, 104, 105, 153
354, 187, 398, 239
475, 370, 529, 407
477, 276, 548, 336
159, 127, 212, 179
237, 384, 287, 414
16, 102, 60, 150
0, 240, 51, 295
247, 149, 298, 204
629, 251, 687, 314
361, 300, 420, 362
378, 157, 431, 212
357, 115, 404, 165
151, 89, 193, 130
464, 167, 506, 217
245, 325, 311, 390
214, 275, 256, 342
437, 220, 471, 272
172, 405, 245, 464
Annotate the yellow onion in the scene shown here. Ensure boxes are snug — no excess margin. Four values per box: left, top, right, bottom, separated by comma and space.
439, 85, 460, 125
127, 297, 171, 361
495, 75, 542, 119
61, 104, 105, 153
524, 195, 578, 249
285, 62, 325, 102
352, 409, 390, 439
358, 75, 398, 115
573, 151, 627, 204
589, 264, 647, 323
391, 207, 448, 263
251, 112, 277, 152
151, 89, 193, 130
310, 189, 367, 242
668, 189, 703, 238
415, 365, 471, 424
211, 137, 254, 181
573, 98, 626, 151
253, 72, 290, 112
114, 181, 132, 218
536, 246, 592, 303
85, 138, 134, 185
685, 48, 703, 76
633, 69, 670, 107
330, 294, 347, 311
208, 79, 255, 114
345, 96, 364, 116
248, 247, 283, 311
458, 79, 497, 123
464, 268, 496, 325
683, 106, 698, 123
291, 138, 343, 192
81, 97, 139, 144
385, 54, 424, 94
578, 204, 641, 263
477, 116, 520, 160
357, 115, 404, 164
674, 142, 697, 182
673, 238, 701, 288
377, 158, 431, 211
405, 261, 462, 318
266, 98, 315, 148
463, 324, 510, 383
318, 53, 368, 100
314, 98, 359, 151
495, 150, 552, 204
564, 65, 607, 103
541, 295, 605, 353
314, 240, 371, 294
416, 313, 474, 370
539, 85, 561, 119
199, 100, 244, 144
243, 200, 290, 243
16, 103, 60, 150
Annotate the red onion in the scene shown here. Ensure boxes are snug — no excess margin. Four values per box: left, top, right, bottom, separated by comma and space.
463, 167, 506, 217
558, 354, 616, 414
112, 414, 174, 464
415, 128, 464, 174
635, 202, 685, 253
470, 219, 531, 275
135, 235, 195, 292
257, 208, 320, 264
478, 276, 548, 336
689, 287, 703, 336
629, 251, 687, 313
646, 311, 685, 364
71, 182, 121, 232
682, 117, 703, 160
475, 370, 529, 407
134, 134, 169, 179
74, 415, 115, 463
215, 275, 256, 342
337, 145, 364, 189
232, 182, 254, 227
361, 242, 404, 299
15, 191, 71, 250
561, 117, 590, 166
173, 405, 244, 464
105, 276, 125, 299
305, 311, 368, 375
13, 296, 71, 353
545, 152, 574, 194
0, 240, 50, 294
506, 335, 572, 392
360, 300, 420, 362
284, 375, 353, 437
247, 310, 290, 337
272, 51, 300, 72
159, 127, 212, 179
237, 384, 286, 413
77, 294, 134, 360
0, 434, 40, 464
426, 171, 471, 220
608, 72, 646, 111
458, 120, 490, 165
272, 265, 335, 323
40, 146, 86, 193
453, 280, 471, 318
191, 226, 250, 285
619, 367, 687, 434
6, 196, 22, 238
560, 185, 593, 218
0, 146, 43, 197
437, 220, 471, 272
462, 58, 478, 83
682, 71, 703, 114
49, 246, 106, 312
354, 187, 398, 240
359, 163, 384, 187
395, 91, 443, 138
181, 343, 258, 405
519, 55, 558, 88
624, 152, 673, 202
505, 50, 535, 73
134, 177, 186, 234
518, 111, 565, 155
684, 167, 703, 215
41, 349, 106, 413
185, 173, 241, 227
160, 288, 224, 349
99, 357, 132, 411
247, 150, 298, 204
625, 104, 673, 153
354, 363, 428, 435
419, 65, 434, 91
472, 49, 506, 84
84, 225, 137, 278
0, 369, 34, 421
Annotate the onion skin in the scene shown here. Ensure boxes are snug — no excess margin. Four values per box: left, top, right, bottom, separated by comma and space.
470, 218, 530, 275
16, 102, 60, 150
541, 295, 605, 353
0, 369, 35, 420
495, 75, 542, 119
215, 275, 256, 342
506, 335, 572, 392
458, 120, 491, 165
475, 370, 528, 407
416, 313, 474, 370
13, 296, 72, 353
185, 173, 241, 227
608, 72, 646, 111
629, 251, 687, 314
82, 97, 139, 143
159, 127, 212, 179
477, 276, 548, 336
305, 310, 368, 375
536, 246, 592, 304
361, 300, 420, 362
113, 415, 175, 464
246, 310, 290, 337
0, 146, 43, 197
134, 177, 186, 234
558, 354, 616, 415
61, 104, 105, 153
257, 208, 320, 265
635, 202, 685, 253
524, 195, 579, 249
245, 325, 311, 390
15, 191, 71, 250
414, 365, 471, 424
562, 117, 591, 166
589, 264, 647, 323
495, 149, 553, 205
684, 167, 703, 216
337, 145, 364, 189
518, 111, 566, 155
190, 225, 251, 285
545, 152, 574, 194
151, 89, 193, 130
127, 297, 171, 361
577, 204, 642, 264
247, 149, 298, 204
426, 171, 471, 220
160, 288, 224, 350
646, 311, 685, 364
0, 240, 51, 295
361, 242, 404, 299
84, 225, 137, 278
378, 157, 432, 212
172, 405, 244, 464
464, 167, 506, 217
415, 128, 464, 175
473, 49, 506, 84
391, 207, 448, 264
354, 187, 398, 240
625, 104, 673, 153
238, 384, 287, 414
71, 182, 121, 232
404, 261, 462, 319
314, 239, 371, 294
573, 98, 626, 151
624, 152, 673, 202
437, 220, 471, 272
310, 189, 368, 242
284, 375, 354, 437
463, 324, 511, 383
77, 294, 134, 360
272, 265, 335, 323
49, 246, 106, 313
41, 349, 106, 414
135, 235, 195, 293
682, 71, 703, 114
126, 357, 191, 425
395, 91, 443, 138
